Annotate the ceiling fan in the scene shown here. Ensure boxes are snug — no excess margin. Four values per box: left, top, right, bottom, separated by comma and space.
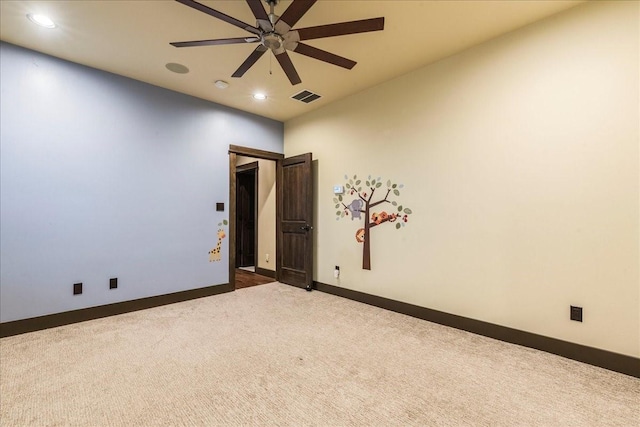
171, 0, 385, 85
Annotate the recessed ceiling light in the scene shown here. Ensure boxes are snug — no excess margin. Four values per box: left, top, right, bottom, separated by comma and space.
27, 13, 56, 29
253, 93, 267, 100
214, 80, 229, 89
165, 63, 189, 74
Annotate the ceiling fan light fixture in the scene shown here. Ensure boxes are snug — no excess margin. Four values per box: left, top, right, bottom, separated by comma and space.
253, 93, 267, 100
27, 13, 56, 29
214, 80, 229, 89
262, 33, 283, 51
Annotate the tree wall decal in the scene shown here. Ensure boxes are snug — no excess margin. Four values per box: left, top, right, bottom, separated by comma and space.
334, 175, 412, 270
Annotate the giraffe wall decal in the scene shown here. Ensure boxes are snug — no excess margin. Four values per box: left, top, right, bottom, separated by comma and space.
209, 219, 228, 262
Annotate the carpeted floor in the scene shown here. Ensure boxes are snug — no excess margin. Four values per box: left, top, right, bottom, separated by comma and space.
1, 282, 638, 426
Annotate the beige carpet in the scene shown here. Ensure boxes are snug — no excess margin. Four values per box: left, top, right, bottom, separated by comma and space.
1, 282, 638, 426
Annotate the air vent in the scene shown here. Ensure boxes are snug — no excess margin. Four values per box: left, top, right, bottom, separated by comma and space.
291, 90, 322, 104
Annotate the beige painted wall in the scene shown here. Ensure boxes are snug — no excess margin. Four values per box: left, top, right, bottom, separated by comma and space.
284, 1, 639, 357
236, 156, 277, 272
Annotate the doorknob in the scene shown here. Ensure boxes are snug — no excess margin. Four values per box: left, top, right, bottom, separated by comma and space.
300, 225, 313, 231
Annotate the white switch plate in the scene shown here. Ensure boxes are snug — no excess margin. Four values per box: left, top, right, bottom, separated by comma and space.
333, 185, 344, 194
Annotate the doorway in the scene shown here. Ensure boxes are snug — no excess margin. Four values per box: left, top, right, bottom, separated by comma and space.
228, 145, 313, 290
235, 162, 257, 271
230, 148, 280, 290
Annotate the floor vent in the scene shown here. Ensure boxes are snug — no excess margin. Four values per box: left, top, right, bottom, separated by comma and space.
291, 90, 322, 104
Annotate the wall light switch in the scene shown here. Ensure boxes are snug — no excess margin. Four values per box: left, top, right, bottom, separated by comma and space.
570, 306, 583, 322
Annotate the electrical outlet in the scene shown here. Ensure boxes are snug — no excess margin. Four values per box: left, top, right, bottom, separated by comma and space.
73, 282, 82, 295
570, 306, 583, 322
334, 265, 340, 278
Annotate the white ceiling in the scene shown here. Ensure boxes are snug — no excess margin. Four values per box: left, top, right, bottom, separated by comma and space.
0, 0, 584, 122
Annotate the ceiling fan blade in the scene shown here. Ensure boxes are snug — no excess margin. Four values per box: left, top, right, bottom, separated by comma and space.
175, 0, 260, 35
171, 37, 259, 48
275, 51, 302, 85
277, 0, 317, 28
297, 17, 384, 40
232, 45, 268, 78
293, 43, 356, 69
246, 0, 269, 21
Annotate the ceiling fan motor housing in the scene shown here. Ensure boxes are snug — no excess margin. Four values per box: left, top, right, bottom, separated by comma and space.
258, 17, 297, 55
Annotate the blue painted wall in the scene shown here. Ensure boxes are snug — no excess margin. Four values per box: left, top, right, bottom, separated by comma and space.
0, 42, 283, 322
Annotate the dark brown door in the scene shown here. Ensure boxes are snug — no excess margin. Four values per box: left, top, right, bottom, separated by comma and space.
277, 153, 313, 289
